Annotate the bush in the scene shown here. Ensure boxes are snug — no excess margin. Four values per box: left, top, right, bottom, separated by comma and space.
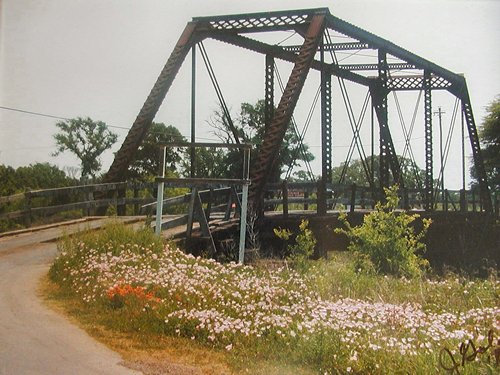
274, 219, 316, 272
335, 185, 431, 278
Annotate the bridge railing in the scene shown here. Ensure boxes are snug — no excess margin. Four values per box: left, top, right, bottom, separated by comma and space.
1, 181, 498, 232
0, 182, 159, 230
263, 181, 499, 217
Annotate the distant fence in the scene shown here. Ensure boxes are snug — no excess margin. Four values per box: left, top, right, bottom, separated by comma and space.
0, 181, 498, 231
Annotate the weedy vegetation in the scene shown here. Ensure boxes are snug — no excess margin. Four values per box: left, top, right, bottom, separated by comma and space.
47, 189, 499, 374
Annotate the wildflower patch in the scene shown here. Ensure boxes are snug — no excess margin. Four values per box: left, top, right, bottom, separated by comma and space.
50, 227, 499, 374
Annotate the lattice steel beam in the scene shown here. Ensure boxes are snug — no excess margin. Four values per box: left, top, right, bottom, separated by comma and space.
265, 55, 274, 129
321, 50, 332, 182
423, 71, 433, 211
208, 32, 370, 86
372, 50, 402, 189
387, 74, 453, 91
339, 63, 416, 71
325, 14, 464, 88
194, 8, 327, 33
249, 13, 326, 208
283, 41, 370, 53
459, 83, 493, 212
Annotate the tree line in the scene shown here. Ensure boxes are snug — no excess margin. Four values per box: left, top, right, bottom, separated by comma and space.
1, 97, 498, 196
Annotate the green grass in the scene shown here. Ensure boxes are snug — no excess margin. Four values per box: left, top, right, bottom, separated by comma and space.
311, 252, 499, 312
47, 222, 500, 374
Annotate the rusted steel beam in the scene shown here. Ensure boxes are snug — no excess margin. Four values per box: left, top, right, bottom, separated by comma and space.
209, 32, 370, 87
102, 22, 199, 183
193, 8, 328, 33
459, 85, 493, 213
283, 41, 370, 52
249, 13, 327, 209
325, 14, 464, 87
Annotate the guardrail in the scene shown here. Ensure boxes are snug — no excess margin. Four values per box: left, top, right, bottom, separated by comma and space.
1, 181, 497, 231
0, 182, 158, 228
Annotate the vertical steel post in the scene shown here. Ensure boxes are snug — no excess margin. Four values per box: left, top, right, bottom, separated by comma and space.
155, 146, 166, 235
370, 96, 375, 188
239, 184, 249, 264
265, 55, 274, 130
435, 107, 445, 209
423, 71, 433, 211
460, 105, 467, 212
461, 104, 466, 191
374, 50, 390, 190
378, 51, 389, 189
372, 50, 402, 193
320, 37, 332, 183
238, 147, 250, 264
282, 181, 289, 218
319, 37, 331, 215
190, 45, 196, 178
25, 190, 32, 228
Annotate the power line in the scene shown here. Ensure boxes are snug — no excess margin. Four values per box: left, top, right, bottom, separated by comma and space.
0, 104, 218, 142
0, 105, 70, 121
0, 105, 130, 130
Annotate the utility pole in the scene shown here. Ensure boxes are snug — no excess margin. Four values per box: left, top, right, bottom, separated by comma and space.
433, 107, 445, 209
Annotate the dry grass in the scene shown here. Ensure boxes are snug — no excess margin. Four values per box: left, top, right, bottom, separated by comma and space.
39, 275, 315, 375
39, 275, 232, 374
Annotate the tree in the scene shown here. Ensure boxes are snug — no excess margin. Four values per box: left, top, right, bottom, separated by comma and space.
127, 122, 185, 181
0, 163, 76, 196
181, 147, 228, 179
0, 165, 17, 196
471, 97, 499, 191
332, 155, 426, 189
53, 117, 117, 180
15, 163, 76, 190
209, 100, 315, 181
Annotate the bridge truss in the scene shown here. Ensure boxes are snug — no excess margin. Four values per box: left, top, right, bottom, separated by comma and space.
103, 8, 493, 213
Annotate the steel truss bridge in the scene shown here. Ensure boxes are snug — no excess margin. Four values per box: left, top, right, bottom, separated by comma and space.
102, 8, 493, 215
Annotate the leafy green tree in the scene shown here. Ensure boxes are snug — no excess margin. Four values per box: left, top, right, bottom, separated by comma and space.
332, 155, 426, 189
0, 163, 75, 196
0, 165, 17, 196
53, 117, 118, 180
181, 147, 228, 179
209, 100, 314, 181
290, 170, 314, 182
471, 97, 499, 190
127, 122, 185, 181
15, 163, 76, 190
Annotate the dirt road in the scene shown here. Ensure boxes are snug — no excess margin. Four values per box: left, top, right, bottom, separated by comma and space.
0, 219, 142, 374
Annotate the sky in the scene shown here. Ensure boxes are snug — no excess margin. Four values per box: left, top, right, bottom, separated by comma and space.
1, 0, 499, 188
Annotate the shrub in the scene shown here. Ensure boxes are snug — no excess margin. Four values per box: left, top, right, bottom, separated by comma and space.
335, 185, 431, 278
274, 219, 316, 272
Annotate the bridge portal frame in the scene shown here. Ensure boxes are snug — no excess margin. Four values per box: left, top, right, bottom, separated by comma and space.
155, 142, 251, 263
